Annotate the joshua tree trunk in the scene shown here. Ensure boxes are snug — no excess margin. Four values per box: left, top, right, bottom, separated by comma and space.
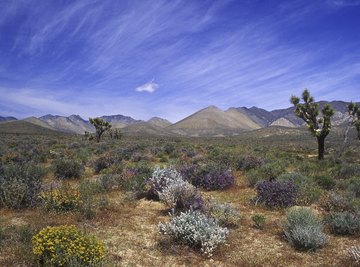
317, 136, 325, 160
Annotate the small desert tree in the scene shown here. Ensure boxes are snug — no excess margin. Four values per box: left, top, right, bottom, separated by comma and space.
290, 89, 334, 160
348, 102, 360, 140
89, 118, 112, 142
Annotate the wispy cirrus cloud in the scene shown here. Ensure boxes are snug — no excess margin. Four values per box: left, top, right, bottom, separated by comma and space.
0, 0, 359, 122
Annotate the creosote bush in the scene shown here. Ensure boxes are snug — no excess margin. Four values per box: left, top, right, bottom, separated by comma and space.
32, 225, 106, 266
159, 210, 228, 257
283, 207, 328, 251
255, 180, 297, 208
53, 158, 84, 179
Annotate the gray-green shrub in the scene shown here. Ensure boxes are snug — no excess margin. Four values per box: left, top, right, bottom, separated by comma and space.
159, 210, 228, 257
0, 164, 45, 209
283, 207, 328, 251
205, 199, 240, 227
328, 212, 360, 235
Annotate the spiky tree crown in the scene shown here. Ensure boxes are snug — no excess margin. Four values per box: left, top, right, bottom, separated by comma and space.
290, 89, 334, 138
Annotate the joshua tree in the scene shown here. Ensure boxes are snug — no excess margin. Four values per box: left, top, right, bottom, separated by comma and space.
89, 118, 112, 142
290, 89, 334, 160
348, 102, 360, 140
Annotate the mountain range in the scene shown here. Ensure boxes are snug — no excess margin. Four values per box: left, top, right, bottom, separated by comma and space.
0, 101, 356, 137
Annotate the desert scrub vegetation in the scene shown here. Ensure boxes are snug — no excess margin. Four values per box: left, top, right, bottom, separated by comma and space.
32, 225, 106, 266
283, 207, 328, 251
159, 210, 229, 257
0, 163, 45, 209
0, 131, 359, 266
53, 158, 84, 179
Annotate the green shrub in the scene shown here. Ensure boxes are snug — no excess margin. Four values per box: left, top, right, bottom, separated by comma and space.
235, 155, 264, 171
252, 214, 266, 229
348, 176, 360, 198
314, 175, 336, 190
245, 169, 264, 187
327, 212, 360, 235
283, 207, 328, 251
159, 210, 228, 257
205, 199, 240, 228
53, 159, 84, 179
32, 225, 106, 266
0, 163, 45, 209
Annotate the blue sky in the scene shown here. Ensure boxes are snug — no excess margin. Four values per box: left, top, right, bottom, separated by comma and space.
0, 0, 359, 122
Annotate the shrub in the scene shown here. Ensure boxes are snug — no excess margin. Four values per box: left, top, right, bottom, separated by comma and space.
93, 155, 116, 174
279, 174, 324, 206
178, 164, 200, 184
236, 155, 264, 171
283, 207, 328, 251
40, 184, 82, 213
314, 175, 336, 190
146, 166, 183, 199
296, 182, 323, 206
338, 164, 360, 179
327, 212, 360, 235
32, 225, 106, 266
205, 199, 240, 227
348, 176, 360, 198
321, 192, 351, 212
193, 163, 235, 190
159, 210, 228, 257
255, 180, 297, 208
78, 180, 101, 219
53, 159, 84, 179
0, 163, 45, 209
163, 143, 175, 155
260, 162, 285, 181
158, 179, 204, 212
252, 214, 266, 229
245, 169, 264, 187
348, 246, 360, 265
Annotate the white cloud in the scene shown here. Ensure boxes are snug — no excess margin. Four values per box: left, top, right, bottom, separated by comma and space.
135, 80, 159, 93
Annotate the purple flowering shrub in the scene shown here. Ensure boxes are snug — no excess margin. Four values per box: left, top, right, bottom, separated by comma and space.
255, 180, 297, 208
195, 164, 235, 190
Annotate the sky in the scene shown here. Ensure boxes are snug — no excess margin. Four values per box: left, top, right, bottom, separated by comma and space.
0, 0, 359, 122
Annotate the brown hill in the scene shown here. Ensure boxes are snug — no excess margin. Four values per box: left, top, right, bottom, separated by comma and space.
167, 106, 261, 136
0, 120, 64, 135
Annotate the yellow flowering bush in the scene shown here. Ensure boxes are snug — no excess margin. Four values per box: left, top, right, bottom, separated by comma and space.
32, 225, 106, 266
40, 186, 82, 212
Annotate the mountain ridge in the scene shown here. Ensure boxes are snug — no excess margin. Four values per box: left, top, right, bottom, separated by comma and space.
1, 100, 357, 136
